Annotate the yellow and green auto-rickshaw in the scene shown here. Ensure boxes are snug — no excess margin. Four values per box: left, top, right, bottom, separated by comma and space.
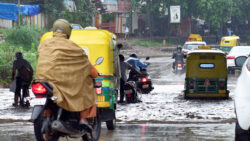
184, 48, 229, 99
220, 35, 240, 53
40, 29, 121, 130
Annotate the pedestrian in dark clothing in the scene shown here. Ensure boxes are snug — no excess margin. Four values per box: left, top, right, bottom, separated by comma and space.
119, 54, 130, 103
11, 52, 33, 107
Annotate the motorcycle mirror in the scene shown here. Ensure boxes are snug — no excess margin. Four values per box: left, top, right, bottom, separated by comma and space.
96, 57, 104, 65
146, 57, 150, 60
235, 56, 247, 67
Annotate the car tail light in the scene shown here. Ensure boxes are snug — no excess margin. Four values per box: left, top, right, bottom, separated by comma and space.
227, 56, 235, 59
177, 64, 182, 67
189, 81, 194, 89
32, 83, 47, 98
141, 77, 148, 83
219, 81, 225, 89
96, 88, 102, 95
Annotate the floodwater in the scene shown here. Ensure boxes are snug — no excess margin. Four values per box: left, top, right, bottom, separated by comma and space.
0, 57, 237, 140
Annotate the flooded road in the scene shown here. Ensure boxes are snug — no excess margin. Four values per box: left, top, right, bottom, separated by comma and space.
0, 122, 234, 141
0, 57, 237, 140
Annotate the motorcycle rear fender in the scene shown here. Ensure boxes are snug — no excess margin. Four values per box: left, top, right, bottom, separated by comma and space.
30, 105, 44, 122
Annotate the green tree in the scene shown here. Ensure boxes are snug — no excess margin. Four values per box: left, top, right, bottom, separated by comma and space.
42, 0, 96, 28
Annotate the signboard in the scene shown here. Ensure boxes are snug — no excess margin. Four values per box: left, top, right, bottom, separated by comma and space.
170, 5, 180, 23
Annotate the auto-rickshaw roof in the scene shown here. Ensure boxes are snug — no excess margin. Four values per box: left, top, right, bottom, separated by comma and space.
221, 35, 240, 40
188, 49, 225, 55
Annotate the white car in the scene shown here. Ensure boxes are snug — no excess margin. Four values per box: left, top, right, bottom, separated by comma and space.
182, 41, 207, 56
234, 56, 250, 140
227, 46, 250, 73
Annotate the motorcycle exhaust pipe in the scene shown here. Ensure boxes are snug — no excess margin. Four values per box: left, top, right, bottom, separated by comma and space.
51, 120, 85, 138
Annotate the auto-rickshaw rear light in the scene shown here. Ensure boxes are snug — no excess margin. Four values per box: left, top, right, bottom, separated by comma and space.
227, 56, 235, 59
141, 77, 148, 83
32, 83, 47, 97
96, 88, 102, 95
219, 81, 225, 89
189, 81, 194, 89
204, 80, 210, 86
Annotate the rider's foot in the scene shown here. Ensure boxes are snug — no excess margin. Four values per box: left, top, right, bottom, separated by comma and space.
12, 103, 18, 107
80, 119, 92, 132
79, 122, 92, 133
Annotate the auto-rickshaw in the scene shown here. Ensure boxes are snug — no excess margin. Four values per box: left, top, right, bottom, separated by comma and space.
186, 34, 202, 42
40, 29, 121, 130
184, 47, 229, 99
220, 35, 240, 53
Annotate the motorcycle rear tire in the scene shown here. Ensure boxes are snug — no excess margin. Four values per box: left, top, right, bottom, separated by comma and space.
34, 114, 59, 141
90, 116, 101, 141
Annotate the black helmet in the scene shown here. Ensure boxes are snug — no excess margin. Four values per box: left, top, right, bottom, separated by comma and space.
177, 46, 182, 53
15, 52, 23, 59
130, 53, 137, 58
119, 54, 125, 62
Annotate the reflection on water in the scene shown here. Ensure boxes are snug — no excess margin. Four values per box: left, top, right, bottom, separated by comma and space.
0, 123, 234, 141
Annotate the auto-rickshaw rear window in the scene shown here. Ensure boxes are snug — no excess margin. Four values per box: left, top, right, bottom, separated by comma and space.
199, 55, 215, 59
200, 64, 215, 68
225, 41, 230, 44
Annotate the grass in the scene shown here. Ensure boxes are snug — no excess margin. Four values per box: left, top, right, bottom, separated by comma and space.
132, 39, 177, 47
132, 40, 163, 47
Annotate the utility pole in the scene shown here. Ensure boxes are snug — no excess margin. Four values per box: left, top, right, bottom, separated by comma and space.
18, 0, 20, 25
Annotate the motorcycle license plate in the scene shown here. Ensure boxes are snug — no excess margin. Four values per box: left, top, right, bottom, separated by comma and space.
31, 98, 46, 105
125, 89, 133, 94
177, 67, 182, 70
142, 84, 149, 88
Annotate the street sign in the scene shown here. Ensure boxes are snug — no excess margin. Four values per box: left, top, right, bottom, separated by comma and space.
170, 5, 181, 23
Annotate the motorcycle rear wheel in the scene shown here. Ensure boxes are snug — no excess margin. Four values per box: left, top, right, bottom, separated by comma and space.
34, 114, 59, 141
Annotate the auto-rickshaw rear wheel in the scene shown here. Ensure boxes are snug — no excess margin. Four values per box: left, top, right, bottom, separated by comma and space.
106, 118, 116, 130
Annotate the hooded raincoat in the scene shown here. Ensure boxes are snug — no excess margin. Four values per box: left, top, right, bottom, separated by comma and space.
36, 32, 96, 112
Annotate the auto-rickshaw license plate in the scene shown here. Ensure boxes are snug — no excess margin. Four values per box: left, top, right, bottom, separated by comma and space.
142, 84, 149, 88
125, 89, 133, 94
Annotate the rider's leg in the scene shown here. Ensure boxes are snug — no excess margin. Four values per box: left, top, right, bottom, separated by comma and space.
13, 77, 21, 106
80, 105, 97, 131
119, 79, 125, 103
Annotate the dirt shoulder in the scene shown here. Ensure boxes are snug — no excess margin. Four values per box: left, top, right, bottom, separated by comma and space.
118, 39, 177, 58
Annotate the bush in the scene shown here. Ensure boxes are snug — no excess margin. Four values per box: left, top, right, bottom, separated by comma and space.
248, 36, 250, 45
0, 43, 38, 87
5, 26, 47, 51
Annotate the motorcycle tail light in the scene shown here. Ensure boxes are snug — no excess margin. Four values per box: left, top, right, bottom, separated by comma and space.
189, 81, 194, 89
141, 77, 148, 83
32, 83, 47, 98
127, 94, 132, 98
178, 64, 182, 67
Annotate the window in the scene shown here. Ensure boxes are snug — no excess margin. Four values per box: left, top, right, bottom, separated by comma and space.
200, 64, 215, 68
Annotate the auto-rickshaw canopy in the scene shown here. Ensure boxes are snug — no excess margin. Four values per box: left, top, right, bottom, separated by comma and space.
187, 34, 202, 42
220, 35, 240, 47
186, 50, 227, 78
40, 29, 118, 75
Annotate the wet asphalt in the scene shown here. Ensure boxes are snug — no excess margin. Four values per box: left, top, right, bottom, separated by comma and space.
0, 57, 237, 141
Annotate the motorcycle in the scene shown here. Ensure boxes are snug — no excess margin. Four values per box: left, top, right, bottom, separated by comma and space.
173, 60, 185, 74
136, 68, 154, 94
124, 80, 138, 103
30, 79, 101, 141
126, 57, 154, 96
